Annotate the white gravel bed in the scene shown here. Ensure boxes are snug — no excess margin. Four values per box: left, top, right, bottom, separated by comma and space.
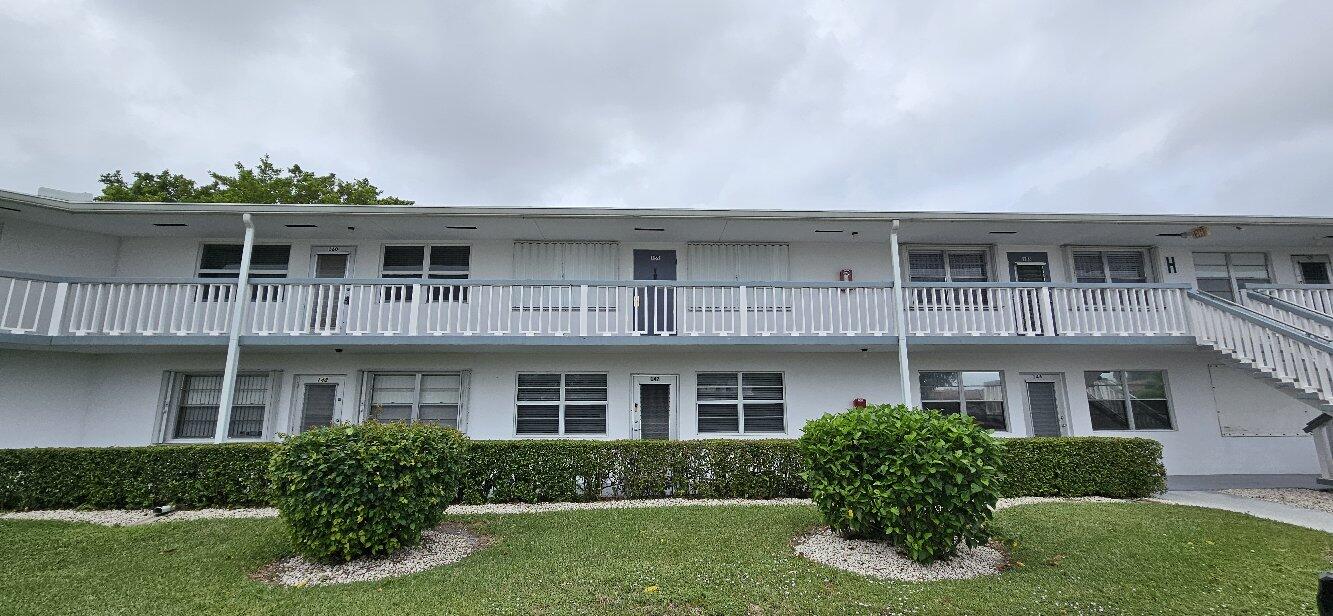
1217, 488, 1333, 514
794, 529, 1007, 582
0, 507, 278, 526
1, 495, 1132, 526
255, 524, 482, 586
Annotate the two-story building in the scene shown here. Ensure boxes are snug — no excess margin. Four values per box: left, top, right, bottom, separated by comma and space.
2, 188, 1331, 483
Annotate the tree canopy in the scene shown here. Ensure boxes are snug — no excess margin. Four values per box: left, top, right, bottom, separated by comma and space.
95, 156, 413, 205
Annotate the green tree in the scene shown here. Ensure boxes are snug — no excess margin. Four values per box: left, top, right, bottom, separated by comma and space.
95, 155, 413, 205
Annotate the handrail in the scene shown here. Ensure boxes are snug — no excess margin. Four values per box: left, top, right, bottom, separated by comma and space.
1245, 283, 1333, 291
0, 270, 1196, 289
1244, 290, 1333, 329
1189, 290, 1333, 354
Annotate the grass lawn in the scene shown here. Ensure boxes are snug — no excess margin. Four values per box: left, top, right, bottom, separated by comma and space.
0, 502, 1328, 615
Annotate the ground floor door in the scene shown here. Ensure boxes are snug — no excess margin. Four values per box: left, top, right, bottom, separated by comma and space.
1022, 373, 1067, 436
292, 375, 347, 434
632, 374, 677, 440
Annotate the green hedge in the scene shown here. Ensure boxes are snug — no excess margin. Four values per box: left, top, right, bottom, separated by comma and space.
997, 437, 1167, 499
0, 437, 1165, 510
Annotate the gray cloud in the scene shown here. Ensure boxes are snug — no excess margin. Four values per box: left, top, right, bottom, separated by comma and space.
1, 0, 1330, 214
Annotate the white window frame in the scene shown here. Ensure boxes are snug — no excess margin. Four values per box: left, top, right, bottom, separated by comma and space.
379, 243, 472, 302
1065, 246, 1154, 284
359, 370, 470, 431
1293, 254, 1332, 285
514, 372, 609, 436
1083, 369, 1176, 432
195, 243, 292, 278
695, 371, 787, 435
916, 370, 1009, 431
158, 370, 282, 443
1192, 251, 1272, 300
903, 245, 995, 283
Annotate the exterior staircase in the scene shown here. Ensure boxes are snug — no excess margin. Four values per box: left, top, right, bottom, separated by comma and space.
1187, 289, 1333, 482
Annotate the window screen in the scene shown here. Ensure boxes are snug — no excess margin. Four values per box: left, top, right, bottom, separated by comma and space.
381, 245, 471, 301
1192, 252, 1270, 302
907, 250, 990, 283
1085, 370, 1172, 430
1072, 250, 1148, 284
516, 373, 608, 435
366, 372, 464, 428
919, 371, 1007, 430
170, 373, 272, 440
197, 244, 290, 279
696, 372, 786, 433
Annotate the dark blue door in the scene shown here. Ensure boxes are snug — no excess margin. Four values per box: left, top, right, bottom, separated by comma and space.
633, 250, 676, 335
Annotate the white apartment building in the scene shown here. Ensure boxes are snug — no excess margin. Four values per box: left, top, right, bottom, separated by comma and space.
1, 188, 1331, 482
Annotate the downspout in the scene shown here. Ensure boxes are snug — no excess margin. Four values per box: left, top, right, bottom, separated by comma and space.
214, 213, 255, 443
889, 219, 912, 405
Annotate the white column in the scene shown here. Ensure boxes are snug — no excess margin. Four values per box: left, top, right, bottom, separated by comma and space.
214, 213, 255, 443
889, 219, 912, 405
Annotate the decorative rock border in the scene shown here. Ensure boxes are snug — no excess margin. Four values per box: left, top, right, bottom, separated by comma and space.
252, 523, 485, 587
794, 529, 1008, 582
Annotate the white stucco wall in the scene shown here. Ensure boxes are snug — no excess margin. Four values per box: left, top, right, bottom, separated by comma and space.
0, 344, 1319, 476
0, 219, 121, 277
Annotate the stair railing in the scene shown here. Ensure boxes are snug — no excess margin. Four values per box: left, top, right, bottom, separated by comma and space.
1188, 290, 1333, 407
1242, 289, 1333, 340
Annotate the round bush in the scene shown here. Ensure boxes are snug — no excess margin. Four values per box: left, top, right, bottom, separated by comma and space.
799, 404, 1004, 564
268, 422, 468, 562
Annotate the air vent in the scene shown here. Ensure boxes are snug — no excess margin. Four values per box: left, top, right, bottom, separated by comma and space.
634, 227, 665, 232
0, 206, 20, 212
284, 224, 318, 228
814, 229, 844, 233
152, 223, 188, 227
446, 225, 478, 230
987, 230, 1019, 235
1156, 232, 1186, 237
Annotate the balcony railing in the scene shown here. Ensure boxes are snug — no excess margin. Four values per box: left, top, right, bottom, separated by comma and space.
0, 271, 1195, 340
1244, 284, 1333, 340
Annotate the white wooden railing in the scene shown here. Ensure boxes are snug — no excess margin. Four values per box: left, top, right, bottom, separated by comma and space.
1189, 290, 1333, 405
0, 272, 1201, 340
1244, 285, 1333, 340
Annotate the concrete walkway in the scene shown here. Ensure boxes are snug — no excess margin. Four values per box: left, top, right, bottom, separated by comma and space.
1153, 491, 1333, 533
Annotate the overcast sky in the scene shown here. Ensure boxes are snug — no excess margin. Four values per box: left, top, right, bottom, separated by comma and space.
1, 1, 1330, 214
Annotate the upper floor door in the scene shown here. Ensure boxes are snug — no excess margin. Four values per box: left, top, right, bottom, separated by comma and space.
1007, 252, 1051, 283
633, 250, 677, 335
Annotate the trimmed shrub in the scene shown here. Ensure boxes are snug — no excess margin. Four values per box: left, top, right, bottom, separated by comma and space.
0, 443, 276, 510
268, 422, 467, 562
800, 404, 1004, 564
998, 436, 1166, 498
0, 435, 1164, 511
459, 439, 806, 503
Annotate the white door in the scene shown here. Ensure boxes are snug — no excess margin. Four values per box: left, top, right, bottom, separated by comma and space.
631, 374, 677, 440
310, 247, 355, 330
292, 375, 347, 434
1022, 373, 1067, 437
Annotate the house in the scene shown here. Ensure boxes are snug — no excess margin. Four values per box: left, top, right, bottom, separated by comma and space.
1, 188, 1331, 484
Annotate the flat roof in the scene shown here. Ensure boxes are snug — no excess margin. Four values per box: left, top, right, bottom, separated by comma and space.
2, 187, 1331, 226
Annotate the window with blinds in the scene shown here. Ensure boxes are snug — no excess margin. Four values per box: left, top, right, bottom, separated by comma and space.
381, 245, 471, 301
365, 372, 465, 428
513, 241, 619, 280
1192, 252, 1270, 302
197, 244, 291, 278
167, 372, 274, 441
696, 372, 785, 433
1071, 250, 1149, 284
515, 373, 608, 435
906, 250, 989, 283
685, 243, 789, 282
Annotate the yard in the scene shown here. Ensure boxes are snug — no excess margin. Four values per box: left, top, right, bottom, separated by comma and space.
0, 501, 1327, 615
